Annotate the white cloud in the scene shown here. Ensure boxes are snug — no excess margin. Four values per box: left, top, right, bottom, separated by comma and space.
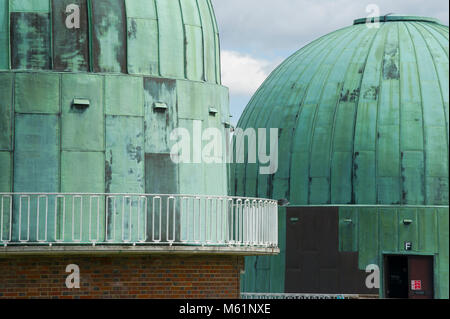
221, 50, 275, 96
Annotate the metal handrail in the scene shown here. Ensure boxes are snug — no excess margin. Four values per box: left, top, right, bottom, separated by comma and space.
0, 193, 278, 248
240, 293, 361, 299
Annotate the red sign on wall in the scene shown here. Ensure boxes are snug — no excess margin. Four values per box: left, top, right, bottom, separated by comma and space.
411, 280, 422, 291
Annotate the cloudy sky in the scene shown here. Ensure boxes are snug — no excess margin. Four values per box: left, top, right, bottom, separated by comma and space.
211, 0, 449, 125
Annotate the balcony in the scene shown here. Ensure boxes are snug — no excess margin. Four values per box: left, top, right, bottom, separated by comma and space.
0, 193, 279, 255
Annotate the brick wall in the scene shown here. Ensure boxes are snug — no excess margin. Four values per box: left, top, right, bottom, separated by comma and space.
0, 254, 244, 299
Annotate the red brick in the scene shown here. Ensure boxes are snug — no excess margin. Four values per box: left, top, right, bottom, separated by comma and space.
0, 255, 243, 299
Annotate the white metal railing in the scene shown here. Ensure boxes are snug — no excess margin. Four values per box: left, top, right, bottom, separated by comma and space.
241, 293, 361, 300
0, 193, 278, 248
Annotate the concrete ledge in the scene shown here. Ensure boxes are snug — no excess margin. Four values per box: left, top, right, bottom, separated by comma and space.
0, 245, 280, 257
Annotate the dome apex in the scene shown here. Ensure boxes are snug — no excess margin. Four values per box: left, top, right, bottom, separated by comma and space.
354, 14, 443, 25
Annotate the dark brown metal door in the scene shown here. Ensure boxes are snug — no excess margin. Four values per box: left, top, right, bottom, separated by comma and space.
285, 207, 372, 294
408, 256, 434, 299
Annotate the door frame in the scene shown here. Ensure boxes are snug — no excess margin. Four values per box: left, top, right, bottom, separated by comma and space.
382, 252, 436, 299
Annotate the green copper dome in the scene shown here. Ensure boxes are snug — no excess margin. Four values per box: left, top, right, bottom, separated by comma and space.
234, 16, 449, 206
0, 0, 221, 83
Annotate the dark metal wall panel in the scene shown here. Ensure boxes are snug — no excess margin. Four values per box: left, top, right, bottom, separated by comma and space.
145, 153, 179, 242
144, 77, 177, 154
0, 152, 11, 192
91, 0, 127, 73
10, 12, 51, 70
286, 207, 372, 294
0, 0, 8, 69
52, 0, 89, 71
0, 73, 13, 150
145, 153, 178, 195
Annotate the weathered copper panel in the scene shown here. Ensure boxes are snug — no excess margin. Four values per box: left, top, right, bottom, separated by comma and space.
105, 116, 144, 194
0, 0, 8, 69
15, 72, 60, 114
145, 153, 179, 242
0, 152, 11, 192
10, 12, 51, 70
127, 17, 159, 75
61, 74, 104, 151
155, 0, 184, 79
105, 75, 144, 116
0, 73, 12, 150
106, 116, 144, 242
52, 0, 89, 71
145, 153, 178, 195
13, 114, 60, 242
144, 77, 177, 154
91, 0, 127, 73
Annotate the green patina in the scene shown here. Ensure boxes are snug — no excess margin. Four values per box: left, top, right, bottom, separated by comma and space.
0, 0, 229, 243
234, 16, 449, 298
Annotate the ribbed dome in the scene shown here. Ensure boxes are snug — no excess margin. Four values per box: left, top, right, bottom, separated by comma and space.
0, 0, 221, 83
234, 16, 449, 206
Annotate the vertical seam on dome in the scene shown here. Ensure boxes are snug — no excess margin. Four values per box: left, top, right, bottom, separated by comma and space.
235, 27, 349, 199
263, 27, 354, 201
123, 0, 128, 75
350, 23, 385, 205
206, 0, 221, 84
285, 27, 358, 203
263, 26, 359, 202
7, 0, 10, 69
375, 23, 392, 205
257, 30, 344, 199
10, 73, 15, 193
58, 73, 61, 194
328, 25, 376, 204
205, 0, 219, 84
236, 28, 343, 132
49, 0, 53, 70
411, 21, 449, 192
421, 23, 449, 58
177, 0, 187, 80
86, 0, 93, 72
233, 38, 307, 198
430, 23, 449, 36
305, 26, 363, 204
403, 22, 427, 205
194, 0, 206, 82
154, 0, 161, 77
397, 22, 403, 205
236, 26, 341, 130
